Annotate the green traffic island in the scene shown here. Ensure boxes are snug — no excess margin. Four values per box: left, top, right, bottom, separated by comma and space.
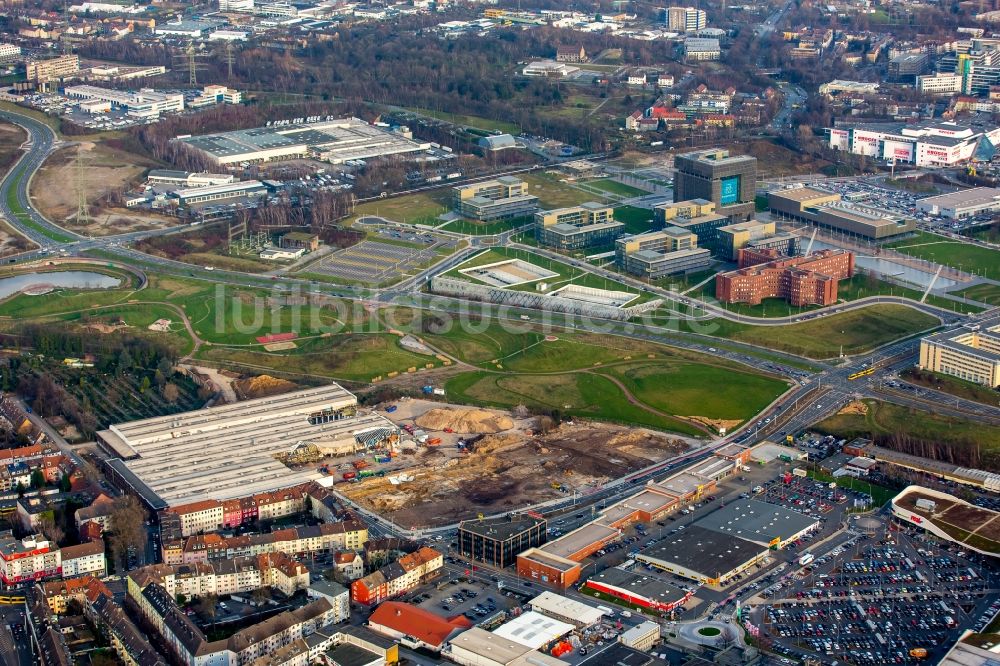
898, 367, 1000, 407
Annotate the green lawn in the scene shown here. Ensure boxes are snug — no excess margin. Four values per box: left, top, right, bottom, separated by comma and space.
814, 399, 1000, 471
195, 333, 435, 383
683, 305, 940, 359
613, 205, 655, 234
598, 361, 788, 422
351, 190, 450, 225
437, 216, 531, 236
445, 370, 704, 435
5, 169, 76, 243
520, 172, 604, 209
582, 178, 648, 198
953, 282, 1000, 305
887, 232, 1000, 280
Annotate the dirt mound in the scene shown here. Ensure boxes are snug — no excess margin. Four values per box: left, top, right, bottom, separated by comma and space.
838, 401, 869, 416
684, 416, 741, 432
234, 375, 298, 399
415, 407, 513, 434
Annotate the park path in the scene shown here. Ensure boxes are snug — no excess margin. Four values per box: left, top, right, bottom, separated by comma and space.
584, 370, 713, 435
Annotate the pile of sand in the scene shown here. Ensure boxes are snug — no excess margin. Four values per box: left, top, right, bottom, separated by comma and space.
416, 407, 514, 434
684, 416, 742, 432
234, 375, 298, 399
838, 401, 869, 416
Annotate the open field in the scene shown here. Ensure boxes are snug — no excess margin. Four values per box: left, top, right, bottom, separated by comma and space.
582, 178, 648, 197
887, 232, 1000, 280
0, 122, 34, 256
31, 142, 172, 235
814, 399, 1000, 472
683, 305, 940, 359
352, 190, 450, 226
613, 205, 655, 234
519, 171, 605, 208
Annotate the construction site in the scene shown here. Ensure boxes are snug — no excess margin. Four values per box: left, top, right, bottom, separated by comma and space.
336, 398, 693, 529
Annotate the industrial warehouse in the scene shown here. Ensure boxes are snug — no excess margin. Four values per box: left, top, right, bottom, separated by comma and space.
178, 118, 430, 165
96, 384, 398, 509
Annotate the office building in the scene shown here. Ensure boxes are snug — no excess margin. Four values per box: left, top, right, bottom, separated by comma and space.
920, 319, 1000, 387
535, 202, 624, 250
674, 149, 757, 222
171, 180, 268, 206
26, 55, 79, 86
715, 248, 855, 306
827, 120, 1000, 167
454, 176, 539, 221
683, 37, 721, 61
615, 227, 711, 278
458, 515, 547, 568
179, 118, 430, 166
916, 72, 964, 95
716, 219, 797, 261
888, 52, 930, 81
666, 6, 706, 32
916, 187, 1000, 220
768, 186, 916, 239
0, 44, 21, 63
64, 85, 184, 119
653, 198, 731, 252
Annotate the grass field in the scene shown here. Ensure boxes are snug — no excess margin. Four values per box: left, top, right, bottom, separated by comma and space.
683, 305, 940, 358
814, 399, 1000, 471
887, 232, 1000, 280
582, 178, 648, 198
351, 190, 450, 226
953, 282, 1000, 305
438, 216, 530, 236
613, 205, 655, 234
520, 172, 604, 208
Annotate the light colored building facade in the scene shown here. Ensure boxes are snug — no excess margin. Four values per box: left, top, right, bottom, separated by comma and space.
535, 202, 624, 249
615, 228, 711, 278
920, 319, 1000, 387
454, 176, 539, 221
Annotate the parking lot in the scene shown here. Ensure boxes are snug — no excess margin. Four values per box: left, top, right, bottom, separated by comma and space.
755, 520, 1000, 664
310, 238, 450, 284
407, 574, 516, 627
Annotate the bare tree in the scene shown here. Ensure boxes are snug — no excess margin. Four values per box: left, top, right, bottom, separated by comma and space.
108, 495, 147, 571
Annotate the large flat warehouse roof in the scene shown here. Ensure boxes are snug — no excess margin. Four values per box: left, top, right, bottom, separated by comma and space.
917, 187, 1000, 210
638, 525, 766, 577
694, 499, 818, 546
97, 384, 397, 507
178, 118, 429, 164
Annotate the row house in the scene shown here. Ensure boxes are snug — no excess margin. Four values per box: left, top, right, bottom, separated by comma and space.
350, 546, 443, 605
179, 520, 368, 564
129, 552, 310, 601
169, 485, 311, 537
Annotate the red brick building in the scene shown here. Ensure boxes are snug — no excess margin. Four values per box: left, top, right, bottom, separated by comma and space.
715, 248, 854, 306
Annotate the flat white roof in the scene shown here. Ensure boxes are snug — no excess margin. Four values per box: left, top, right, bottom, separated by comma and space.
492, 611, 574, 650
529, 591, 605, 626
99, 384, 397, 506
917, 187, 1000, 210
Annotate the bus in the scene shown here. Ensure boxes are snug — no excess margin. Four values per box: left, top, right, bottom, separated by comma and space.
847, 367, 876, 380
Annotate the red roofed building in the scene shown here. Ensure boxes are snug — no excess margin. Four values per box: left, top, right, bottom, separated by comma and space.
350, 547, 443, 605
716, 248, 855, 306
368, 602, 472, 652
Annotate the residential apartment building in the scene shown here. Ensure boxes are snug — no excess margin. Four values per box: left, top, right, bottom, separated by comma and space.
131, 581, 337, 666
128, 551, 310, 601
458, 515, 547, 568
715, 248, 855, 306
674, 149, 757, 222
615, 227, 712, 278
555, 45, 586, 62
74, 493, 115, 533
85, 592, 169, 666
0, 44, 20, 63
683, 38, 721, 61
171, 520, 368, 565
42, 575, 111, 616
167, 485, 311, 537
350, 546, 443, 604
917, 72, 964, 95
0, 532, 60, 585
666, 6, 706, 31
26, 55, 79, 84
652, 199, 730, 253
454, 176, 539, 221
59, 541, 106, 579
920, 318, 1000, 387
535, 202, 624, 250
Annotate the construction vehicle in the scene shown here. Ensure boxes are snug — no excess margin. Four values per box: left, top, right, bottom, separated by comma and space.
427, 437, 442, 446
352, 460, 369, 470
